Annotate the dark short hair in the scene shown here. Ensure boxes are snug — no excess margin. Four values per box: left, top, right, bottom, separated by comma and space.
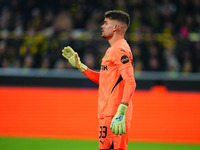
104, 10, 130, 27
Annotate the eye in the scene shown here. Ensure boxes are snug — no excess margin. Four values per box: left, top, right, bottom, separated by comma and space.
103, 20, 107, 25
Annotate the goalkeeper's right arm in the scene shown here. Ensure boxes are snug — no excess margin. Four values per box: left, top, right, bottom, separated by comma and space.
62, 46, 100, 84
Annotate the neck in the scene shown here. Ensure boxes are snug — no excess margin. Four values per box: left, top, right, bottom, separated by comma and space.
108, 34, 124, 46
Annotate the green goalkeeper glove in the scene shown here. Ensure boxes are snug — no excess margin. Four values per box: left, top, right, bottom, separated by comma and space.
110, 104, 127, 135
62, 46, 87, 72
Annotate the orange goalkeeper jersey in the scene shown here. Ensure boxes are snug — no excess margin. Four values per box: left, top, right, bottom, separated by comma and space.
83, 39, 136, 120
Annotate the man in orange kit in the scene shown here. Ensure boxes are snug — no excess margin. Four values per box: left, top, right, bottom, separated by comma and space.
62, 10, 136, 150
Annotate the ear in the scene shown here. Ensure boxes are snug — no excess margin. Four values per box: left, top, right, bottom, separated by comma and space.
113, 24, 119, 32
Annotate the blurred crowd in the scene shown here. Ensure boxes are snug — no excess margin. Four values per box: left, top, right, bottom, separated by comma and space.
0, 0, 200, 73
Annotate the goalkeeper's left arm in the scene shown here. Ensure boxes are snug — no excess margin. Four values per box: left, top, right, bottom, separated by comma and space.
62, 46, 100, 84
110, 65, 136, 135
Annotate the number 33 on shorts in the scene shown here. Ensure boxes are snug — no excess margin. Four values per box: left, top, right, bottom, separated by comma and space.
99, 126, 107, 139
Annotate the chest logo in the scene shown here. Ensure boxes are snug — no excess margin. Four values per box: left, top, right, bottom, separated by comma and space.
121, 55, 129, 64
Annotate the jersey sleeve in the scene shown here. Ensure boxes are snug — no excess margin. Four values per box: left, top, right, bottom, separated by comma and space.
113, 48, 136, 104
82, 68, 100, 85
120, 66, 136, 104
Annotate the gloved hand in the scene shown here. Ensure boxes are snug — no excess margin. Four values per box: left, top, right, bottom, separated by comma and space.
110, 104, 127, 135
62, 46, 87, 72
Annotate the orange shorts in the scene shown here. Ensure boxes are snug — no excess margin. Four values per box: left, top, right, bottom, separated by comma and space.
99, 116, 131, 150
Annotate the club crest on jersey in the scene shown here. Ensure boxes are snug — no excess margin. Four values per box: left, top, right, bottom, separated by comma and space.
104, 53, 108, 59
121, 55, 129, 64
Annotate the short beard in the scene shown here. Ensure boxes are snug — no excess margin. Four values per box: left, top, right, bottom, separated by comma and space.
101, 35, 106, 39
101, 34, 111, 40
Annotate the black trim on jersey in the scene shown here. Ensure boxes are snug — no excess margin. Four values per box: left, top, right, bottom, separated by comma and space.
111, 75, 123, 94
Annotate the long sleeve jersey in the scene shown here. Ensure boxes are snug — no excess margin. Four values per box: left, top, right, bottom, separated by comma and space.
83, 39, 136, 120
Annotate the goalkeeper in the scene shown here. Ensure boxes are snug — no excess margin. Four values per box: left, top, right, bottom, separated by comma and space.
62, 10, 136, 150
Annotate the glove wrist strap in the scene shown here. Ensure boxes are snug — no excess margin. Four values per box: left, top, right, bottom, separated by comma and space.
78, 63, 87, 72
117, 104, 127, 115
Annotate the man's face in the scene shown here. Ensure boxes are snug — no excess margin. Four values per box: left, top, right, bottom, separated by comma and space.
101, 18, 116, 40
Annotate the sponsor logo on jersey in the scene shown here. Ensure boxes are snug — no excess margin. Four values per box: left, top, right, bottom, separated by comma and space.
121, 55, 129, 64
101, 65, 108, 70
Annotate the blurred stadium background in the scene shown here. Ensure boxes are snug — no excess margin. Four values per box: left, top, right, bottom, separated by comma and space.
0, 0, 200, 150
